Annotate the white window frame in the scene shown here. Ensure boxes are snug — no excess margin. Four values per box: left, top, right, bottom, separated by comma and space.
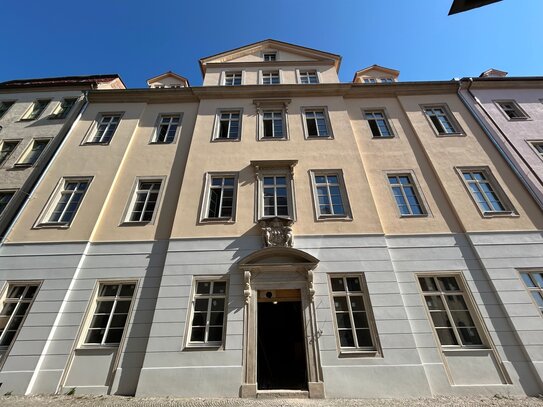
309, 170, 351, 220
0, 282, 41, 364
417, 273, 488, 349
0, 139, 21, 167
262, 51, 277, 62
363, 109, 394, 138
494, 100, 530, 121
15, 138, 51, 167
259, 109, 287, 140
20, 99, 51, 121
297, 70, 319, 84
36, 177, 92, 228
79, 281, 137, 348
253, 164, 296, 221
528, 140, 543, 161
185, 277, 228, 349
0, 190, 17, 218
49, 98, 78, 120
363, 78, 377, 84
84, 113, 123, 145
0, 101, 15, 120
222, 71, 243, 86
457, 167, 515, 217
200, 173, 238, 222
328, 274, 380, 355
122, 177, 165, 224
379, 77, 394, 83
260, 70, 281, 85
212, 109, 242, 141
386, 172, 428, 217
151, 113, 182, 144
302, 107, 333, 139
422, 104, 463, 136
519, 270, 543, 316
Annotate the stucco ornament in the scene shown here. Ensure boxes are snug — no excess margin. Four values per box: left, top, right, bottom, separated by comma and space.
259, 217, 294, 248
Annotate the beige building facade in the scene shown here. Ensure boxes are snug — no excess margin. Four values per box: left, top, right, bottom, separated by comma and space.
0, 40, 542, 399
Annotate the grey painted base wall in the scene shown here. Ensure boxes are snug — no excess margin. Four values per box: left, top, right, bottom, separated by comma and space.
0, 232, 542, 398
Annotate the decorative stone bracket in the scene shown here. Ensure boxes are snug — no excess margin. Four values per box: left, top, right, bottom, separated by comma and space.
259, 217, 294, 248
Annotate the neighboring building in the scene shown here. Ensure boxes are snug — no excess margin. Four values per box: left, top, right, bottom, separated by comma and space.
0, 40, 542, 399
458, 72, 543, 210
0, 75, 125, 238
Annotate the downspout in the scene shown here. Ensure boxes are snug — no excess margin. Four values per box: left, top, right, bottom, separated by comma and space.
0, 91, 90, 245
457, 78, 543, 209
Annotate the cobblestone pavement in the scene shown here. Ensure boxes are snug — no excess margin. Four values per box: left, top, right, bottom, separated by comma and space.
0, 396, 542, 407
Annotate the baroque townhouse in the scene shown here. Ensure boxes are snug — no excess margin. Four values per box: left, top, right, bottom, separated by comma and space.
0, 40, 542, 399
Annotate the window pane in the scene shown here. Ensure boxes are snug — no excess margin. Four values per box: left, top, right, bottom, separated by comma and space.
331, 278, 344, 292
339, 330, 355, 347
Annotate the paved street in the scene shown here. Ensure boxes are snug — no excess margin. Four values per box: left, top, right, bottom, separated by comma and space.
0, 396, 542, 407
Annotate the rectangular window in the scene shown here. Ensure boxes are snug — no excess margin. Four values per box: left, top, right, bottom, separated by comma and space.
461, 169, 511, 214
263, 175, 290, 217
0, 284, 40, 350
87, 114, 121, 144
262, 110, 285, 139
188, 280, 227, 347
204, 176, 236, 220
42, 179, 90, 225
224, 72, 242, 86
49, 98, 77, 120
20, 99, 50, 121
304, 109, 331, 138
263, 52, 277, 61
387, 174, 426, 216
418, 275, 484, 347
262, 71, 280, 85
364, 78, 377, 83
423, 106, 459, 135
0, 140, 20, 166
330, 275, 377, 351
0, 191, 15, 217
311, 172, 350, 218
84, 283, 135, 345
380, 77, 394, 83
299, 71, 318, 84
216, 110, 241, 140
0, 101, 15, 119
364, 110, 393, 138
16, 139, 50, 166
127, 180, 162, 222
520, 272, 543, 315
496, 100, 528, 120
153, 115, 180, 143
531, 141, 543, 158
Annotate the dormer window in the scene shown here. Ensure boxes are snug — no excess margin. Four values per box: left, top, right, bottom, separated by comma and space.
224, 72, 242, 86
262, 71, 280, 85
263, 52, 277, 62
363, 78, 377, 84
380, 78, 394, 83
299, 71, 319, 84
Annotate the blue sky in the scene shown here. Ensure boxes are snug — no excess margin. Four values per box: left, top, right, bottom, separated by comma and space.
1, 0, 541, 88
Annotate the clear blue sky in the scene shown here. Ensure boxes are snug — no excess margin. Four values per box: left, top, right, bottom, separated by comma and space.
1, 0, 541, 88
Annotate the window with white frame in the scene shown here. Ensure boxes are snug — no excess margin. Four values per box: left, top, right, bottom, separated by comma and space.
380, 77, 394, 83
303, 108, 331, 138
461, 169, 511, 215
224, 72, 242, 86
496, 100, 528, 120
16, 139, 50, 166
263, 52, 277, 62
330, 275, 377, 351
262, 175, 290, 217
299, 71, 318, 84
41, 178, 90, 225
0, 284, 40, 350
418, 275, 484, 347
215, 110, 241, 140
87, 114, 121, 144
363, 78, 377, 83
520, 272, 543, 315
387, 174, 426, 216
0, 140, 20, 166
188, 280, 227, 346
261, 110, 285, 139
311, 171, 350, 218
153, 115, 180, 143
423, 106, 459, 135
49, 98, 77, 120
84, 283, 135, 345
0, 101, 15, 119
531, 141, 543, 158
20, 99, 50, 121
126, 180, 162, 222
364, 110, 393, 138
204, 175, 236, 220
262, 71, 280, 85
0, 191, 15, 217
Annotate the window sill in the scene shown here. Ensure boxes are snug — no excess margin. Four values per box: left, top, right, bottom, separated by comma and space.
372, 135, 395, 139
399, 213, 428, 218
442, 347, 489, 355
18, 118, 38, 122
212, 138, 241, 142
149, 141, 175, 145
481, 211, 517, 218
119, 221, 152, 227
78, 344, 119, 350
259, 137, 288, 141
306, 136, 334, 140
338, 349, 380, 358
83, 142, 111, 146
507, 117, 530, 122
184, 344, 223, 351
11, 163, 34, 169
316, 215, 352, 222
200, 217, 235, 224
34, 222, 70, 229
436, 132, 465, 137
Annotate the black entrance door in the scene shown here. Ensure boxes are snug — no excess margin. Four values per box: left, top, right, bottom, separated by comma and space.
257, 300, 308, 390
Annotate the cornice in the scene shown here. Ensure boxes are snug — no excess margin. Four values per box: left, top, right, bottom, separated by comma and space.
87, 88, 199, 103
460, 77, 543, 90
204, 60, 336, 71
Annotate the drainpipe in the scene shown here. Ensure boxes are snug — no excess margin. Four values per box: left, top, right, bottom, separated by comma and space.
0, 92, 90, 245
456, 78, 543, 209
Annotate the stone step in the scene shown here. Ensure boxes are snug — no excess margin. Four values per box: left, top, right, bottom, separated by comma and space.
257, 390, 309, 399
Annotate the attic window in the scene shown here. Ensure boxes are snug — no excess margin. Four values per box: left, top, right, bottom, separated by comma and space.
263, 52, 277, 62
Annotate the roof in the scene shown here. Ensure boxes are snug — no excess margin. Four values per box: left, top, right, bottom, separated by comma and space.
198, 39, 342, 76
352, 65, 400, 82
0, 74, 125, 89
147, 71, 190, 86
